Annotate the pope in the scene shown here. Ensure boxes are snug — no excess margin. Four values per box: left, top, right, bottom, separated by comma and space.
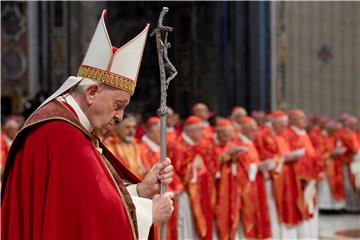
1, 10, 174, 240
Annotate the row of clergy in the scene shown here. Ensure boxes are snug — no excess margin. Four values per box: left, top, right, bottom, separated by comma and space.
102, 103, 360, 240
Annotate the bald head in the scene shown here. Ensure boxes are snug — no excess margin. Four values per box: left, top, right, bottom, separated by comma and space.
231, 106, 247, 123
192, 103, 210, 121
289, 109, 307, 130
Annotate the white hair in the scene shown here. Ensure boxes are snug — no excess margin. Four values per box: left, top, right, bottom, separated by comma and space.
72, 78, 103, 94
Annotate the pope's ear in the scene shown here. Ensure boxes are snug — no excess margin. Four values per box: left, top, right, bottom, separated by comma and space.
85, 85, 100, 105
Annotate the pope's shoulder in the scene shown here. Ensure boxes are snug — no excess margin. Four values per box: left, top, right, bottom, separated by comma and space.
24, 119, 89, 143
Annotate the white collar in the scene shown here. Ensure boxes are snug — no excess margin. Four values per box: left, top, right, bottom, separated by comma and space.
141, 134, 160, 152
5, 135, 13, 146
291, 125, 306, 136
167, 127, 175, 132
239, 133, 252, 145
181, 132, 195, 146
58, 94, 93, 133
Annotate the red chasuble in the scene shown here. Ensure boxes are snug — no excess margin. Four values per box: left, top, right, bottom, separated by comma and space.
234, 138, 271, 239
1, 133, 10, 169
197, 137, 239, 240
139, 136, 183, 240
282, 127, 318, 220
1, 100, 143, 239
337, 127, 360, 190
324, 134, 345, 200
309, 126, 327, 179
168, 135, 213, 240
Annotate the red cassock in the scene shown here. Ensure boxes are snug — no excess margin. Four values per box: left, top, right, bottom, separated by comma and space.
168, 135, 213, 240
1, 100, 142, 239
254, 125, 278, 161
336, 127, 360, 190
135, 125, 146, 140
167, 128, 179, 144
203, 125, 214, 139
324, 134, 345, 200
254, 126, 305, 227
282, 127, 319, 220
139, 137, 183, 240
309, 126, 327, 177
197, 137, 239, 240
234, 138, 271, 239
1, 132, 10, 169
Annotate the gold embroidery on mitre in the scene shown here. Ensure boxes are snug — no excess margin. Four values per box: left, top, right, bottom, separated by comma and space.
77, 65, 136, 94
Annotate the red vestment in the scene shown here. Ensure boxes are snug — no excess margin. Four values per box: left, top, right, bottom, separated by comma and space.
140, 136, 183, 240
1, 133, 10, 170
254, 125, 278, 161
324, 134, 345, 200
336, 128, 360, 190
167, 128, 179, 144
197, 136, 239, 240
282, 127, 319, 220
168, 134, 213, 239
203, 125, 214, 139
135, 125, 146, 140
104, 132, 147, 179
309, 126, 327, 178
254, 127, 298, 226
1, 100, 141, 239
234, 137, 271, 239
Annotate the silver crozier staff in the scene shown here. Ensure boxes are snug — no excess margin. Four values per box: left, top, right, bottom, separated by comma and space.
150, 6, 178, 240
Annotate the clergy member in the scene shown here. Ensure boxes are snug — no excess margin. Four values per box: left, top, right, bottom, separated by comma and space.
234, 117, 272, 239
192, 102, 213, 138
199, 118, 245, 240
2, 10, 174, 240
104, 113, 147, 178
283, 109, 320, 239
168, 116, 213, 239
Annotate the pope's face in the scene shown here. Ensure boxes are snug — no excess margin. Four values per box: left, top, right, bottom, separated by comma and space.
87, 86, 130, 134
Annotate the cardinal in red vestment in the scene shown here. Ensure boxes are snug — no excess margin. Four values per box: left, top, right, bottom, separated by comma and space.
168, 116, 214, 239
196, 118, 242, 240
234, 117, 271, 239
282, 109, 320, 238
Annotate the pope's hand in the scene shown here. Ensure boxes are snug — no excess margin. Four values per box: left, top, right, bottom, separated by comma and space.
137, 158, 173, 198
152, 192, 174, 223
